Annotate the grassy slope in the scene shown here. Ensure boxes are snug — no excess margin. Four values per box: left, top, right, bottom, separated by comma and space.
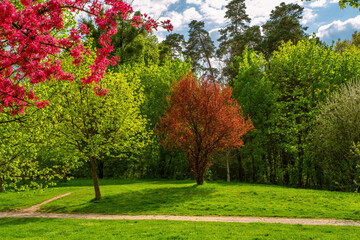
0, 187, 77, 212
1, 179, 359, 220
0, 218, 360, 240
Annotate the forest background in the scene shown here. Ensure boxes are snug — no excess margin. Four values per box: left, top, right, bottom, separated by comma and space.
1, 0, 360, 196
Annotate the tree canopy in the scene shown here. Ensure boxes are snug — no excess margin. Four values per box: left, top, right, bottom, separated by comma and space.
0, 0, 172, 116
156, 74, 253, 185
262, 2, 308, 58
39, 49, 151, 200
184, 20, 217, 80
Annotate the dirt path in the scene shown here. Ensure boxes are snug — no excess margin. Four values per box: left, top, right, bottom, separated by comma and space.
16, 192, 72, 213
1, 212, 360, 226
1, 193, 360, 226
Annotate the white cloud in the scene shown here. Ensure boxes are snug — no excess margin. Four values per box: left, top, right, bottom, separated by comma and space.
245, 0, 304, 26
132, 0, 310, 31
317, 15, 360, 39
309, 0, 327, 8
186, 0, 203, 5
130, 0, 348, 45
131, 0, 180, 18
252, 16, 269, 26
199, 3, 227, 24
157, 7, 203, 32
184, 7, 204, 22
154, 31, 166, 42
301, 8, 318, 25
205, 0, 229, 9
165, 11, 185, 30
209, 28, 221, 34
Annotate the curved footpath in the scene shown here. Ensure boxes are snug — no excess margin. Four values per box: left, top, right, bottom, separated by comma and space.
1, 193, 360, 226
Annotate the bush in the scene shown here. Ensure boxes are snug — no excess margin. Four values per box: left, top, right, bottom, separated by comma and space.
308, 80, 360, 191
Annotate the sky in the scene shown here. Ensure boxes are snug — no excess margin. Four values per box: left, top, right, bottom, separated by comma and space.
129, 0, 360, 46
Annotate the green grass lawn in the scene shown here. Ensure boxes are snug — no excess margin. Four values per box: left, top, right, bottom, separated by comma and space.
0, 186, 78, 212
1, 179, 360, 220
0, 218, 360, 240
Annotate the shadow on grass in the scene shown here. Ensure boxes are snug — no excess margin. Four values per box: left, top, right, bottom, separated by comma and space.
45, 185, 214, 215
54, 179, 195, 188
54, 179, 143, 188
0, 218, 45, 226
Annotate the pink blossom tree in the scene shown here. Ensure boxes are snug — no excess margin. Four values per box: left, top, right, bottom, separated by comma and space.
0, 0, 172, 116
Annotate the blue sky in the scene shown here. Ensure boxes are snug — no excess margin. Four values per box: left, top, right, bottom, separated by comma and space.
130, 0, 360, 46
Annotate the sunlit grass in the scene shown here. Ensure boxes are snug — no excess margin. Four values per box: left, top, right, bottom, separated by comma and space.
1, 218, 360, 240
1, 179, 359, 220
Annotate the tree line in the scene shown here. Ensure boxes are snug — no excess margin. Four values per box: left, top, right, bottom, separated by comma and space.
161, 0, 360, 191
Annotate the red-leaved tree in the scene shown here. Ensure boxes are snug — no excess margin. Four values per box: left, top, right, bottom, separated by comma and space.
0, 0, 172, 116
156, 73, 254, 185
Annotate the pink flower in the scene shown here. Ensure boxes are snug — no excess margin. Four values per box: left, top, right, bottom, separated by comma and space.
93, 85, 108, 96
0, 0, 170, 116
110, 56, 120, 66
35, 100, 49, 109
79, 23, 89, 35
131, 15, 142, 28
28, 89, 35, 100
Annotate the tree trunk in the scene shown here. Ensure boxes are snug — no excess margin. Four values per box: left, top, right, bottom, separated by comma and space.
297, 134, 304, 188
98, 160, 104, 179
268, 148, 276, 184
251, 156, 256, 182
237, 150, 245, 181
198, 34, 216, 82
298, 156, 303, 188
226, 151, 231, 183
195, 158, 206, 185
195, 174, 204, 185
90, 156, 101, 200
0, 177, 5, 192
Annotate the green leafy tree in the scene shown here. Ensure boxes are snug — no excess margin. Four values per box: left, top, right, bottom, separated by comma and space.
267, 39, 360, 187
308, 80, 360, 190
262, 2, 308, 58
304, 0, 360, 9
184, 20, 217, 80
40, 49, 150, 200
82, 16, 163, 67
232, 48, 277, 183
0, 110, 78, 192
118, 59, 191, 179
335, 31, 360, 52
338, 0, 360, 8
217, 0, 262, 84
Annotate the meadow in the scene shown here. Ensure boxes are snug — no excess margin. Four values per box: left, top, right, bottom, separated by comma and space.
1, 179, 360, 239
2, 179, 360, 219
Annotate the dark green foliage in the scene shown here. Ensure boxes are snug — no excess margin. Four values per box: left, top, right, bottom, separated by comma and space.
161, 33, 186, 59
217, 0, 262, 84
231, 48, 276, 183
183, 20, 217, 79
82, 17, 163, 67
261, 2, 308, 58
82, 17, 142, 62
